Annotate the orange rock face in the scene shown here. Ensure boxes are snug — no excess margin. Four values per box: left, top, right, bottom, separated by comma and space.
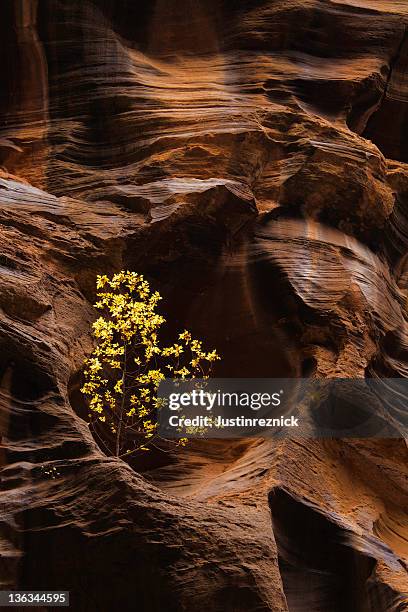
0, 1, 407, 610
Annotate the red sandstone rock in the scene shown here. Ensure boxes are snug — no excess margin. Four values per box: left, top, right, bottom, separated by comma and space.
0, 1, 407, 611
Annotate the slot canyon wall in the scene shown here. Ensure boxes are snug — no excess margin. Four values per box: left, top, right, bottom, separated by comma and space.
0, 1, 407, 610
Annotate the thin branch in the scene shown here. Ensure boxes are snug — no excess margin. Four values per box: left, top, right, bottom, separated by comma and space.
115, 343, 127, 457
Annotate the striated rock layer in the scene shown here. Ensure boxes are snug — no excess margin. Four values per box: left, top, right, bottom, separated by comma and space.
0, 1, 408, 610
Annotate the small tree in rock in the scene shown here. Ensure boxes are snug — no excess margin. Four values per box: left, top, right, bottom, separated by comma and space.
81, 271, 220, 458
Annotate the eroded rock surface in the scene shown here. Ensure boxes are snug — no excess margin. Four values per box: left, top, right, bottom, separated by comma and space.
0, 1, 407, 611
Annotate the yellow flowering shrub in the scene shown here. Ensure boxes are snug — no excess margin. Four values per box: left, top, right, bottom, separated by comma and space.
81, 271, 220, 457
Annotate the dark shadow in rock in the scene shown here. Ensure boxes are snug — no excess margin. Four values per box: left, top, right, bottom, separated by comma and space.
0, 345, 55, 403
269, 488, 376, 612
18, 520, 180, 612
170, 246, 299, 379
0, 344, 58, 454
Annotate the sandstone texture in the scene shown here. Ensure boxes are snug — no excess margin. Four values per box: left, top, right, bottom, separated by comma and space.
0, 1, 407, 611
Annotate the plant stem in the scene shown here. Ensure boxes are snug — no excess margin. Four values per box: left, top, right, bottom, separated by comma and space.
115, 343, 127, 457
